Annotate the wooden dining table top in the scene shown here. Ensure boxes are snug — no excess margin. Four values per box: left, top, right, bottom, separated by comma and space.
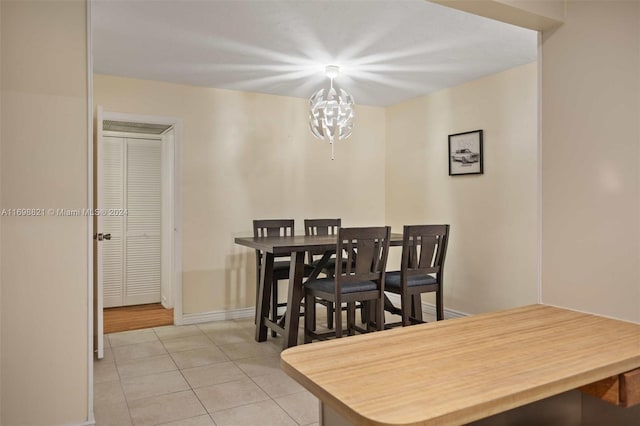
234, 232, 405, 254
280, 304, 640, 426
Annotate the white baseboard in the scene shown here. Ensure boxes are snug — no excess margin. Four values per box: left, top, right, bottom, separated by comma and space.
181, 307, 255, 324
180, 299, 467, 326
384, 294, 468, 320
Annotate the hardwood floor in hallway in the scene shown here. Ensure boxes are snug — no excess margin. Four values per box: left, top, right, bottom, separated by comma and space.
104, 303, 174, 334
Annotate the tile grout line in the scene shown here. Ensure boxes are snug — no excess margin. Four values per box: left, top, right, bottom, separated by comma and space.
198, 321, 301, 424
107, 334, 136, 426
99, 320, 318, 426
152, 327, 212, 426
247, 371, 306, 426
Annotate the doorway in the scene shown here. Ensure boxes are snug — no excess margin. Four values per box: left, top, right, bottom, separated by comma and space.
100, 130, 169, 308
94, 108, 183, 358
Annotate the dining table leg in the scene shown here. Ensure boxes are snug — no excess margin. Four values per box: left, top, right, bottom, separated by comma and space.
255, 252, 274, 342
283, 250, 306, 349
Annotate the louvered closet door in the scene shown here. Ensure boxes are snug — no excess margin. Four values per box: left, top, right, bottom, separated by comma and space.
125, 139, 162, 306
101, 136, 162, 307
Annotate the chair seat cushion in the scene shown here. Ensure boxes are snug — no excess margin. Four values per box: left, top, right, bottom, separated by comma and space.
384, 271, 437, 288
305, 278, 378, 294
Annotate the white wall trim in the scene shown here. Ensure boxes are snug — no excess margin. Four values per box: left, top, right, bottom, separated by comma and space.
384, 294, 468, 320
86, 0, 95, 424
71, 420, 95, 426
181, 307, 256, 325
180, 300, 468, 329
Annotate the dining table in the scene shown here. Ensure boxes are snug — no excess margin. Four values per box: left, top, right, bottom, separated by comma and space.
281, 304, 640, 425
234, 232, 404, 349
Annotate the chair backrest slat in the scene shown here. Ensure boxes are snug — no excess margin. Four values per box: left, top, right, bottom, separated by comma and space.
418, 236, 437, 269
253, 219, 295, 263
335, 226, 391, 297
304, 218, 341, 236
304, 219, 341, 260
254, 219, 294, 238
402, 224, 450, 280
344, 239, 356, 275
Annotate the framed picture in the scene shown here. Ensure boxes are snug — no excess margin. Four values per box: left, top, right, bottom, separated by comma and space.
448, 129, 483, 176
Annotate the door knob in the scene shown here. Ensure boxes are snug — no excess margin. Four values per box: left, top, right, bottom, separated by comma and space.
94, 233, 112, 241
103, 233, 111, 240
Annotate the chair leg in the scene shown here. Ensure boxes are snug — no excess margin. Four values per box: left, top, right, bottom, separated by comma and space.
335, 300, 343, 338
361, 301, 370, 328
304, 293, 315, 344
347, 302, 356, 335
436, 290, 444, 321
376, 299, 384, 331
271, 282, 278, 338
412, 294, 423, 322
400, 293, 411, 327
326, 302, 334, 329
360, 301, 367, 324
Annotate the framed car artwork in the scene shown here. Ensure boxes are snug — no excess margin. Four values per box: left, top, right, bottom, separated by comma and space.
448, 129, 483, 176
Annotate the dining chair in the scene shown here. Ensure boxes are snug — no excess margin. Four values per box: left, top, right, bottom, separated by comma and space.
304, 226, 391, 342
304, 218, 342, 274
384, 224, 449, 326
304, 218, 341, 329
253, 219, 313, 337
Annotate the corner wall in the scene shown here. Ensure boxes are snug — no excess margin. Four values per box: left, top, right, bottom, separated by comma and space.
540, 1, 640, 322
1, 1, 89, 424
385, 62, 538, 314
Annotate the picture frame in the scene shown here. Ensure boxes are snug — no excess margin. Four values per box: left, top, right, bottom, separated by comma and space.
448, 129, 483, 176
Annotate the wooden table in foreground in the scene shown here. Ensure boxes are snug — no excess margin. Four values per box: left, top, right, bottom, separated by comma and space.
281, 304, 640, 426
235, 233, 404, 349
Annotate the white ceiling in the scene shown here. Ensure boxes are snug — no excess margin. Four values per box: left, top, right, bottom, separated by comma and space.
92, 0, 537, 107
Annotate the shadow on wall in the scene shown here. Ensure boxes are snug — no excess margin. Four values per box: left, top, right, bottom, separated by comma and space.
224, 250, 255, 311
180, 251, 254, 314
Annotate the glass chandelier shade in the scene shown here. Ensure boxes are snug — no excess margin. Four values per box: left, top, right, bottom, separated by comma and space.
309, 66, 355, 160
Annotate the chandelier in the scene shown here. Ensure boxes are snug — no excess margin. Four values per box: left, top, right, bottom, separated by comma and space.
309, 65, 355, 160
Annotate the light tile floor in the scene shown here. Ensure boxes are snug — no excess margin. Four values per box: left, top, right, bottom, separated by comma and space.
94, 316, 319, 426
95, 309, 429, 426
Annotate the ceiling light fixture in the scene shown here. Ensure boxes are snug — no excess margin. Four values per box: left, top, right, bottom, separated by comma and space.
309, 65, 355, 160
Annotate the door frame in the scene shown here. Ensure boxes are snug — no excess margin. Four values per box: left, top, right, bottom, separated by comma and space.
98, 110, 184, 324
100, 130, 172, 308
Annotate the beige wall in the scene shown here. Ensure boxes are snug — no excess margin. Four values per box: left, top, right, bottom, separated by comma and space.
540, 1, 640, 322
94, 75, 387, 314
1, 1, 88, 424
386, 63, 539, 314
0, 0, 3, 420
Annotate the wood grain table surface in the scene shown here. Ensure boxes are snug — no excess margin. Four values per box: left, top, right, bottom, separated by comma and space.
280, 304, 640, 425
